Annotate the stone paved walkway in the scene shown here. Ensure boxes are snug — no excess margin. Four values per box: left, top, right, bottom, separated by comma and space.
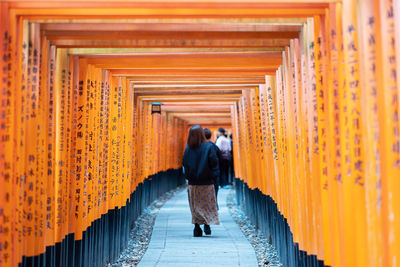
138, 187, 258, 267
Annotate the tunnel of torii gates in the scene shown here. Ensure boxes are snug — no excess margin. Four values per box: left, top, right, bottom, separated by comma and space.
0, 0, 399, 267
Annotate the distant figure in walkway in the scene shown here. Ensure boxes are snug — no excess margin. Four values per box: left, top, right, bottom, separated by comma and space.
216, 128, 232, 187
203, 128, 221, 201
229, 133, 235, 183
183, 125, 220, 237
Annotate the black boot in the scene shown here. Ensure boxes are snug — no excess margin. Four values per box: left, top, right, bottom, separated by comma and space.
204, 224, 211, 235
193, 223, 203, 237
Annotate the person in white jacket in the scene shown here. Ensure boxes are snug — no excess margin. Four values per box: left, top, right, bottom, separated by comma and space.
215, 128, 232, 187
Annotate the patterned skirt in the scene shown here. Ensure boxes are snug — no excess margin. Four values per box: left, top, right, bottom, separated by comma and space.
187, 184, 220, 225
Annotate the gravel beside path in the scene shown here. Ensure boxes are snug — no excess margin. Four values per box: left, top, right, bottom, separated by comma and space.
226, 188, 282, 267
109, 186, 186, 267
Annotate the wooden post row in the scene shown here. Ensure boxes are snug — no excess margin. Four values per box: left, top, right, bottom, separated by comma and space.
232, 1, 400, 267
0, 13, 187, 267
0, 1, 400, 267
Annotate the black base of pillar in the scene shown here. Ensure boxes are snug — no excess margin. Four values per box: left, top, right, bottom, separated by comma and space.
19, 169, 185, 267
234, 178, 329, 267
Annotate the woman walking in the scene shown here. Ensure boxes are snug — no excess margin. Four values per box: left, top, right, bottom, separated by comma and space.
183, 125, 220, 237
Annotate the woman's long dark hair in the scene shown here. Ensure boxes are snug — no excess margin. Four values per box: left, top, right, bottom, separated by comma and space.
187, 125, 206, 149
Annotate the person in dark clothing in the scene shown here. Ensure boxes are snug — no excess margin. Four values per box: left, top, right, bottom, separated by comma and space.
203, 128, 221, 202
229, 133, 234, 183
182, 125, 220, 237
216, 128, 232, 187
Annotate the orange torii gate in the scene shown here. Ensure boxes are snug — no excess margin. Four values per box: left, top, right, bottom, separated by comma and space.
0, 1, 399, 267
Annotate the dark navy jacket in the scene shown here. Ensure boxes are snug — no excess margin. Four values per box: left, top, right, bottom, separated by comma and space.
182, 142, 220, 185
208, 141, 221, 186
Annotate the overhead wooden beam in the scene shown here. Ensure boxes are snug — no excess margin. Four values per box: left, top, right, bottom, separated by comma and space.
41, 22, 302, 32
52, 38, 289, 48
140, 95, 241, 101
170, 118, 232, 122
11, 2, 329, 19
123, 75, 266, 84
161, 105, 232, 112
176, 117, 232, 123
110, 69, 276, 75
168, 113, 232, 117
44, 31, 299, 40
82, 51, 282, 58
187, 123, 232, 128
131, 81, 264, 85
9, 1, 332, 9
125, 75, 266, 80
130, 79, 265, 85
132, 83, 259, 87
134, 90, 243, 96
132, 84, 258, 89
114, 74, 266, 85
68, 48, 283, 54
133, 85, 249, 95
84, 52, 282, 69
148, 101, 237, 105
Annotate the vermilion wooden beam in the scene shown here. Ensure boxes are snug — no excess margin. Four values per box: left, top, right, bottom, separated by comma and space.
131, 80, 265, 85
9, 2, 331, 10
141, 103, 238, 117
84, 52, 282, 69
124, 75, 266, 84
69, 48, 283, 54
83, 51, 281, 58
135, 90, 243, 96
125, 75, 266, 80
183, 123, 232, 128
174, 116, 232, 120
132, 84, 258, 90
176, 117, 232, 123
169, 109, 232, 113
171, 119, 232, 124
41, 23, 302, 32
140, 95, 241, 101
168, 113, 232, 117
167, 116, 233, 122
50, 38, 290, 49
11, 2, 329, 19
132, 84, 251, 95
147, 101, 237, 105
187, 122, 232, 126
132, 83, 258, 87
114, 74, 266, 86
161, 105, 231, 112
111, 69, 276, 75
161, 105, 234, 112
44, 31, 299, 40
163, 102, 235, 125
